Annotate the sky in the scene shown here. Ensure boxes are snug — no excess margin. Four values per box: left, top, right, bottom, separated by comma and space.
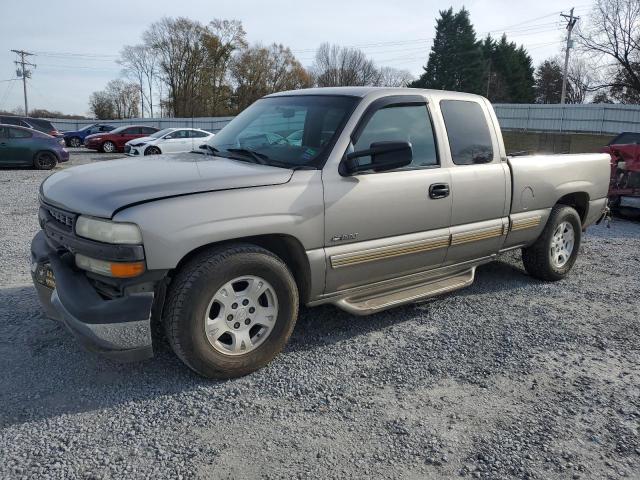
0, 0, 594, 116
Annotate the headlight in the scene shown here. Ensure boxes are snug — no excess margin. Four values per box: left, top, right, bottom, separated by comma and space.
92, 137, 102, 141
75, 216, 143, 244
131, 142, 146, 147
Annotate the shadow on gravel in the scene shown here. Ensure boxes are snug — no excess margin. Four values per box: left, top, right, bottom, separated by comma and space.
0, 258, 540, 428
289, 258, 539, 353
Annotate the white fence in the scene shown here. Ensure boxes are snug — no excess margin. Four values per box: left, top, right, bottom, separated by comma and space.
47, 103, 640, 136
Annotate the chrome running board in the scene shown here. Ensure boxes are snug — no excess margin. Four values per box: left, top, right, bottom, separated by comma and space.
331, 267, 476, 316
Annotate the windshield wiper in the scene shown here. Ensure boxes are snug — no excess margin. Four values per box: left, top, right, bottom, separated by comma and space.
225, 148, 269, 165
196, 144, 221, 156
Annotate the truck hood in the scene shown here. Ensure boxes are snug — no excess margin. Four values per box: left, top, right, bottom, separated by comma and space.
41, 152, 294, 218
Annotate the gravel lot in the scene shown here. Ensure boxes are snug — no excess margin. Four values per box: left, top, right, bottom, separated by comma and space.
1, 151, 639, 479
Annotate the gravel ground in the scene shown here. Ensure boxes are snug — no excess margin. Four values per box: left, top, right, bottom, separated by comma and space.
1, 152, 639, 479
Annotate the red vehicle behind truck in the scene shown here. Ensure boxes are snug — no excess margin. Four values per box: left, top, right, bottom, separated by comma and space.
602, 132, 640, 216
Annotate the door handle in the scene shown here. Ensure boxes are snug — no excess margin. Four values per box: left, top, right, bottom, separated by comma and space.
429, 183, 450, 199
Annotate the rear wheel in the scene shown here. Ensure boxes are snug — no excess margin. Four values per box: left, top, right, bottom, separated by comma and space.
101, 141, 116, 153
68, 137, 82, 148
33, 151, 57, 170
522, 205, 581, 281
144, 146, 161, 155
163, 244, 299, 378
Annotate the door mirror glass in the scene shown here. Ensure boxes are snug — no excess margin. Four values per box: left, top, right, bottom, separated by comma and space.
343, 141, 412, 175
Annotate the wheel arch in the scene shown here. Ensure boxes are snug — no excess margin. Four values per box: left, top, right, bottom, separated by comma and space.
144, 145, 162, 155
33, 149, 61, 162
555, 191, 590, 224
172, 234, 312, 304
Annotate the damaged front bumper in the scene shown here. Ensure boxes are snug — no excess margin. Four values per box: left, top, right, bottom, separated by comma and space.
31, 230, 155, 362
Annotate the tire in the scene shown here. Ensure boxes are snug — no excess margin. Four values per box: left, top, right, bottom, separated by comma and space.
101, 141, 116, 153
162, 244, 299, 379
68, 137, 82, 148
144, 146, 161, 155
522, 205, 582, 281
33, 151, 57, 170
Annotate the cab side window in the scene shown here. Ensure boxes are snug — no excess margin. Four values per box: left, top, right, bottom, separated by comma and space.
353, 104, 438, 169
9, 127, 32, 138
0, 127, 7, 138
440, 100, 494, 165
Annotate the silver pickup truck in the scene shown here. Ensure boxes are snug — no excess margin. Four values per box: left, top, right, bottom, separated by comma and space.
31, 87, 610, 378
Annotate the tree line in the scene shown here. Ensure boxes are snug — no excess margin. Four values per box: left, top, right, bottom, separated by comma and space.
89, 0, 639, 119
89, 18, 413, 119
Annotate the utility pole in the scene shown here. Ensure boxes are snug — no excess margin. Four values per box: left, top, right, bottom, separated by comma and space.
560, 8, 579, 105
11, 49, 36, 116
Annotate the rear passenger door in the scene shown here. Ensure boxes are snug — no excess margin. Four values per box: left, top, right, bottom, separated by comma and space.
439, 99, 509, 265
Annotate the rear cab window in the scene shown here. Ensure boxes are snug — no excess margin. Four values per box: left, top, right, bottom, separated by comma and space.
440, 100, 494, 165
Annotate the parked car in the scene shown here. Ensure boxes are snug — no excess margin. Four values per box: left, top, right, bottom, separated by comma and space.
0, 124, 69, 169
602, 131, 640, 216
0, 115, 62, 137
84, 125, 159, 153
31, 87, 610, 378
63, 124, 115, 148
125, 127, 214, 156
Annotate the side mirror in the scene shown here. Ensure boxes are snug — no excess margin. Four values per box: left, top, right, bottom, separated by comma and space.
342, 141, 412, 175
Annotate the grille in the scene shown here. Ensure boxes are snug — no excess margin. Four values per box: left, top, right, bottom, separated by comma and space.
124, 145, 131, 153
46, 206, 75, 229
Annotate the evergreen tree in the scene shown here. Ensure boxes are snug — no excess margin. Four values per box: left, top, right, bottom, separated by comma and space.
410, 8, 485, 94
534, 59, 564, 104
482, 35, 535, 103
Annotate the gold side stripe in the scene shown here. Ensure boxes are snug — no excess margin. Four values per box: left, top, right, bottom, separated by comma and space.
450, 227, 504, 246
329, 220, 533, 269
331, 237, 450, 268
510, 216, 541, 231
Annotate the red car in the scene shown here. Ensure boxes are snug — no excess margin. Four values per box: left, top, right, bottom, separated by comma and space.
84, 125, 159, 153
601, 131, 640, 215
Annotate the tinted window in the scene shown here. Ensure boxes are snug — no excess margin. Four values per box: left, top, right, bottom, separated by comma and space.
611, 132, 640, 145
190, 130, 209, 138
440, 100, 494, 165
141, 127, 157, 134
27, 118, 54, 130
354, 104, 438, 169
123, 127, 140, 135
9, 127, 32, 138
1, 116, 23, 126
0, 127, 7, 138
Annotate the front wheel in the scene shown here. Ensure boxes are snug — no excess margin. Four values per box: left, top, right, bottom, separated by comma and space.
144, 146, 161, 155
33, 151, 57, 170
163, 244, 299, 378
522, 205, 582, 281
101, 141, 116, 153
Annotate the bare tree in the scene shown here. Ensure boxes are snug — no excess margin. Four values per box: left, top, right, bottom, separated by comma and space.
200, 19, 247, 115
144, 17, 208, 117
119, 44, 157, 117
376, 67, 414, 87
312, 43, 380, 87
566, 56, 595, 104
231, 43, 311, 110
89, 80, 139, 119
576, 0, 640, 99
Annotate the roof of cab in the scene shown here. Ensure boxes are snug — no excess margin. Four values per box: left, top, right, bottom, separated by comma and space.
266, 86, 488, 102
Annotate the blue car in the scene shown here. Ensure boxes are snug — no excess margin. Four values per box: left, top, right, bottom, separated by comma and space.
63, 123, 115, 148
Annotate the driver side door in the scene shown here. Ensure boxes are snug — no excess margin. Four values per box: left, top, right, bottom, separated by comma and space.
322, 95, 452, 293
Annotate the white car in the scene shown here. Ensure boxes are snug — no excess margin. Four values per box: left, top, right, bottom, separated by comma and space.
124, 128, 214, 156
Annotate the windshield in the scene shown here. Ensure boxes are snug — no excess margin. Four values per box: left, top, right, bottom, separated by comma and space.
148, 128, 174, 139
207, 95, 359, 169
79, 124, 96, 131
109, 126, 127, 134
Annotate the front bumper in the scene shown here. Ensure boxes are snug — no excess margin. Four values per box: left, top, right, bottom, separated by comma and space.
30, 230, 155, 362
